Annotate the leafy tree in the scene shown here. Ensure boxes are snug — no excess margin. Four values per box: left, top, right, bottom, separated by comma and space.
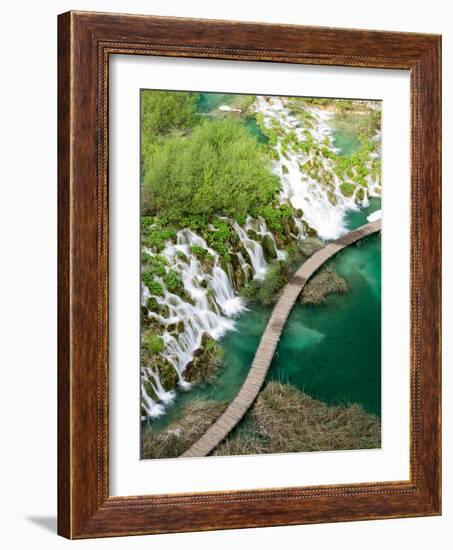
142, 119, 280, 223
141, 90, 199, 175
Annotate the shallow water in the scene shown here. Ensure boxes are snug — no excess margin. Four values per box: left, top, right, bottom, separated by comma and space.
197, 93, 235, 113
268, 233, 381, 415
332, 113, 363, 156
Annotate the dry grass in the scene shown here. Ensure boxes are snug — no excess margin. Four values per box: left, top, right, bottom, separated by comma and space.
213, 382, 381, 456
301, 267, 348, 305
141, 400, 227, 459
141, 382, 381, 459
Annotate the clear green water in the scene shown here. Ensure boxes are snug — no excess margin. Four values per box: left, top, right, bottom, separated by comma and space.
244, 116, 269, 144
332, 114, 362, 156
197, 93, 235, 113
346, 197, 381, 230
196, 93, 268, 144
268, 234, 381, 415
149, 96, 381, 431
151, 305, 272, 431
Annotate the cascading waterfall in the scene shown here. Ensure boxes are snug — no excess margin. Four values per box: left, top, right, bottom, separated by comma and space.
254, 96, 380, 240
244, 217, 287, 261
232, 221, 268, 279
141, 228, 249, 417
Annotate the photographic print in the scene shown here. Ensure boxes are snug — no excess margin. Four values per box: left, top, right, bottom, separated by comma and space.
139, 90, 382, 460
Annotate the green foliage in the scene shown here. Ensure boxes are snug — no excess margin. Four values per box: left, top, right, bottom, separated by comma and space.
191, 244, 208, 258
163, 270, 183, 293
141, 90, 199, 176
142, 118, 280, 222
205, 218, 234, 261
141, 253, 167, 277
143, 333, 164, 354
254, 203, 293, 234
142, 273, 164, 296
141, 221, 177, 252
240, 261, 287, 305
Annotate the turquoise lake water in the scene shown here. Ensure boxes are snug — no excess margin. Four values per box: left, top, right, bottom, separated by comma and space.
150, 98, 381, 431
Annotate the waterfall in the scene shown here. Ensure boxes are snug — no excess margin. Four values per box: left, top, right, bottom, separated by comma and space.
232, 221, 268, 279
141, 382, 166, 419
245, 217, 287, 261
293, 218, 306, 240
237, 251, 251, 284
141, 228, 247, 416
254, 96, 380, 240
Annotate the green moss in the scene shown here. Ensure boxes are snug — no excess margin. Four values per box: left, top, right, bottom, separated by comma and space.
191, 244, 207, 258
141, 253, 168, 277
163, 270, 183, 293
143, 333, 164, 354
176, 250, 188, 262
146, 297, 169, 318
340, 182, 355, 197
142, 273, 164, 296
261, 234, 277, 261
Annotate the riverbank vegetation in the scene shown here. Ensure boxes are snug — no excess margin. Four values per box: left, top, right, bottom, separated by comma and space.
141, 382, 381, 459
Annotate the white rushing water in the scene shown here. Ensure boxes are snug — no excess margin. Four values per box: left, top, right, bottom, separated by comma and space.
141, 95, 381, 418
254, 96, 380, 240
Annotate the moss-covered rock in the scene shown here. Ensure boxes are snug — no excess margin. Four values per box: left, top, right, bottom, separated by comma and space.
176, 250, 189, 263
146, 297, 170, 318
143, 379, 158, 401
262, 234, 278, 261
230, 252, 241, 271
247, 228, 260, 241
327, 190, 337, 206
143, 332, 164, 354
183, 333, 224, 385
287, 216, 297, 234
282, 164, 289, 175
155, 357, 179, 391
234, 265, 245, 290
355, 187, 365, 202
340, 182, 355, 197
281, 219, 292, 241
238, 243, 253, 269
302, 220, 318, 238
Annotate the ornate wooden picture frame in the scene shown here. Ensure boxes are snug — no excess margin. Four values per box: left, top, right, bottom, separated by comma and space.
58, 10, 441, 539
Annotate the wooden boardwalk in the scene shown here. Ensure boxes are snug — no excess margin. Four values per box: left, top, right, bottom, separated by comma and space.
181, 219, 382, 458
